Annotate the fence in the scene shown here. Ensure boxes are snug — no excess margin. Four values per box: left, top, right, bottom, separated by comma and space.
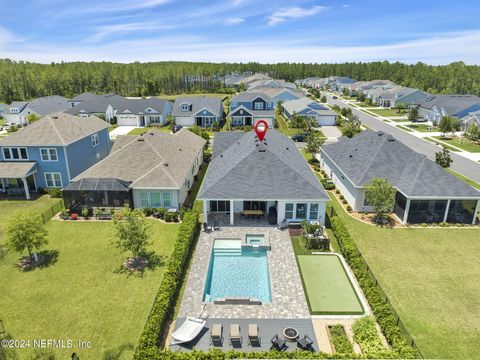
327, 206, 423, 357
40, 199, 65, 224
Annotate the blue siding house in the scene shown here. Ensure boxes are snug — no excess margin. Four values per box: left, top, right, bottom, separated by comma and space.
0, 112, 110, 199
229, 92, 275, 127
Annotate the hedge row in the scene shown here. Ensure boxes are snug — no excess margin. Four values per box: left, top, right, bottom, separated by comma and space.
330, 216, 420, 358
134, 210, 199, 359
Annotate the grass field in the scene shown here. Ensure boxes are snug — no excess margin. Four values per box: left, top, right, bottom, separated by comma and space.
432, 136, 480, 153
128, 126, 171, 135
368, 108, 406, 117
275, 113, 303, 137
0, 198, 179, 359
424, 137, 460, 152
297, 254, 364, 315
328, 193, 480, 358
406, 124, 437, 132
396, 125, 414, 132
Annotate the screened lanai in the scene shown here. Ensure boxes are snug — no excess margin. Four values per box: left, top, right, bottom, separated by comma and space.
62, 178, 133, 210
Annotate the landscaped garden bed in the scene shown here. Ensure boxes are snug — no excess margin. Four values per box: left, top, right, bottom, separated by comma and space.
327, 325, 354, 354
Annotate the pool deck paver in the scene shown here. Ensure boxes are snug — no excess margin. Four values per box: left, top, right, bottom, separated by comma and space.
177, 226, 310, 319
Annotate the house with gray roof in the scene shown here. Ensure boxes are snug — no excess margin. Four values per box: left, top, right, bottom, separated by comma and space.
0, 112, 110, 199
66, 93, 125, 122
460, 110, 480, 132
3, 96, 70, 126
198, 130, 330, 226
247, 79, 296, 90
245, 87, 303, 106
114, 98, 172, 127
416, 95, 480, 123
320, 130, 480, 224
282, 97, 337, 126
229, 92, 275, 127
234, 73, 272, 87
376, 86, 429, 108
172, 96, 223, 127
63, 129, 205, 211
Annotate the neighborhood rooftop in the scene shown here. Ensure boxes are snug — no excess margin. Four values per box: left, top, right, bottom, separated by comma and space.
199, 130, 329, 200
0, 112, 109, 146
71, 129, 205, 189
171, 96, 223, 116
321, 130, 480, 198
4, 95, 70, 116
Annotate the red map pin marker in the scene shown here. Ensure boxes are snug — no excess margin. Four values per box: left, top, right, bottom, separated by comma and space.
254, 120, 268, 141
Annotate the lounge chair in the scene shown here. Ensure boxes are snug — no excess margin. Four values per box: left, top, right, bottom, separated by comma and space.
270, 334, 287, 351
210, 324, 223, 346
248, 324, 260, 346
213, 219, 221, 231
229, 324, 242, 346
170, 317, 206, 345
203, 222, 213, 233
297, 334, 314, 351
277, 219, 288, 230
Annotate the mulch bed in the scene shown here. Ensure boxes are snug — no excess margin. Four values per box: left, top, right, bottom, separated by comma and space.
123, 257, 149, 271
18, 255, 45, 270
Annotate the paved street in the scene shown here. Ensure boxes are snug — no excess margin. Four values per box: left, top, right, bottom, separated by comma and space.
326, 94, 480, 183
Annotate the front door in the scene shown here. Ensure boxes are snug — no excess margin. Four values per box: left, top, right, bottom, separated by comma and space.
139, 116, 145, 127
245, 117, 252, 126
196, 117, 202, 126
26, 174, 36, 191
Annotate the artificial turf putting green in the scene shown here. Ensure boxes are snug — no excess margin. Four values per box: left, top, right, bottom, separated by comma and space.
297, 254, 364, 315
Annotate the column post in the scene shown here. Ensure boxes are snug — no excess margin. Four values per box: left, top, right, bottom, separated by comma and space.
203, 200, 208, 224
22, 177, 31, 200
443, 199, 451, 223
230, 200, 234, 225
403, 198, 411, 224
472, 200, 480, 225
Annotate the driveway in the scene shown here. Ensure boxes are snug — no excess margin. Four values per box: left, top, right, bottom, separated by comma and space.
109, 126, 136, 140
319, 126, 342, 141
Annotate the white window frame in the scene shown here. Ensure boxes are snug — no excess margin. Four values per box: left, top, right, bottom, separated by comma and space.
91, 133, 99, 147
39, 148, 58, 162
2, 147, 29, 160
309, 203, 319, 220
139, 191, 173, 208
180, 104, 190, 111
254, 102, 264, 110
44, 172, 62, 188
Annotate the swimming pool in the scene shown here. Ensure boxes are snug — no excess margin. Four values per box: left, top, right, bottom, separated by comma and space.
203, 239, 272, 303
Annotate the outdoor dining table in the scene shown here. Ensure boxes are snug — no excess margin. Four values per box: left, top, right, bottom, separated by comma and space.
241, 210, 264, 218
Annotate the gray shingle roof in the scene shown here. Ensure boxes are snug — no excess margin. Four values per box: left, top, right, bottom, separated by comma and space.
231, 92, 273, 103
321, 130, 480, 198
115, 98, 170, 115
65, 93, 125, 115
199, 130, 329, 200
0, 162, 36, 178
26, 95, 70, 115
73, 129, 206, 189
0, 112, 109, 146
418, 95, 480, 115
171, 96, 223, 117
282, 97, 336, 116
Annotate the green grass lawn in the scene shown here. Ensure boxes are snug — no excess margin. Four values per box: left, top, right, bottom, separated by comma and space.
432, 136, 480, 153
369, 108, 406, 117
183, 162, 208, 209
0, 197, 179, 358
396, 125, 414, 132
447, 169, 480, 190
297, 254, 364, 315
328, 194, 480, 358
406, 124, 437, 132
424, 137, 460, 152
275, 113, 303, 137
109, 125, 118, 132
0, 219, 179, 359
128, 126, 171, 136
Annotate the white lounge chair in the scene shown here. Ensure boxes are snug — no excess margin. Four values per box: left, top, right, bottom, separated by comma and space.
170, 317, 206, 345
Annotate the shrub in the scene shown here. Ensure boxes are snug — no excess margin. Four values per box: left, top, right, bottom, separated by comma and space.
330, 216, 420, 358
179, 207, 187, 220
135, 211, 198, 357
346, 205, 352, 212
156, 207, 166, 219
81, 207, 89, 219
321, 179, 335, 190
336, 189, 340, 194
339, 195, 344, 200
329, 325, 353, 354
353, 317, 385, 354
164, 212, 172, 222
143, 208, 155, 217
342, 199, 348, 204
172, 213, 179, 222
46, 187, 62, 198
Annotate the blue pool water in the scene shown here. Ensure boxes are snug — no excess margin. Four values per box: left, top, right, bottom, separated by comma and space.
204, 240, 272, 303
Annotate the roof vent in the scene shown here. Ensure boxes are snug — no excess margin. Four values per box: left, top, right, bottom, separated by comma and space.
149, 132, 154, 135
179, 148, 182, 151
388, 138, 395, 142
52, 116, 58, 119
137, 137, 145, 141
378, 131, 384, 136
164, 162, 169, 167
349, 154, 353, 158
258, 149, 266, 153
286, 147, 289, 150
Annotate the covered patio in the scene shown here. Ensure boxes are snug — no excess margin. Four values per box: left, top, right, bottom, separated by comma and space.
202, 200, 276, 226
0, 162, 37, 200
62, 177, 133, 211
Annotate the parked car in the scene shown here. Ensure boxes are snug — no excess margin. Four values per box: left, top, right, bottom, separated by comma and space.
172, 124, 183, 133
332, 95, 338, 99
292, 133, 307, 142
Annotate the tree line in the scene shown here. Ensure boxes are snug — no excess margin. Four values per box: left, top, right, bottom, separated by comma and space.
1, 59, 480, 103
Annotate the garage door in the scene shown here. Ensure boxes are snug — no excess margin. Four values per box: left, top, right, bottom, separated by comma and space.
317, 115, 336, 126
117, 116, 138, 126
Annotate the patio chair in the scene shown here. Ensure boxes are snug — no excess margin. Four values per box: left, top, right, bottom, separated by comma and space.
203, 222, 213, 233
248, 324, 261, 346
297, 334, 314, 351
270, 334, 287, 351
213, 219, 221, 231
210, 323, 223, 346
277, 218, 288, 230
229, 324, 242, 346
170, 317, 206, 345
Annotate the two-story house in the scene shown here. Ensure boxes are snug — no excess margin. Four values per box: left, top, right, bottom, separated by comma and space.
3, 96, 71, 126
172, 96, 223, 127
229, 92, 275, 128
0, 113, 110, 199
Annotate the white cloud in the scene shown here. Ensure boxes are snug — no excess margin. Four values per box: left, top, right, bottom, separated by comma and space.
224, 17, 245, 25
86, 22, 174, 42
0, 26, 24, 48
267, 6, 327, 26
342, 4, 350, 8
2, 30, 480, 65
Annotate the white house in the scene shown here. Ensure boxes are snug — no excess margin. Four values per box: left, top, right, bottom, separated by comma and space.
3, 96, 70, 126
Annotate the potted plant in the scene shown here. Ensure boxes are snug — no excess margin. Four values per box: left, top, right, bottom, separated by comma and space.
60, 208, 70, 220
94, 208, 102, 220
81, 206, 89, 220
70, 213, 78, 220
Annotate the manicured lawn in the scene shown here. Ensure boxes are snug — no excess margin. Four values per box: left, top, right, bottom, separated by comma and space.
275, 113, 303, 137
355, 102, 376, 108
424, 137, 460, 152
406, 124, 437, 132
297, 254, 364, 315
109, 124, 118, 132
447, 169, 480, 190
328, 193, 480, 358
369, 108, 406, 117
128, 126, 171, 135
0, 219, 179, 359
432, 136, 480, 153
396, 125, 414, 132
183, 162, 208, 209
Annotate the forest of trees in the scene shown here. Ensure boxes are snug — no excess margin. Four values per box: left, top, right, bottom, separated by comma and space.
1, 59, 480, 103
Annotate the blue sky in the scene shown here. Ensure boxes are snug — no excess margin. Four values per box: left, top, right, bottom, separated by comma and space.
0, 0, 479, 64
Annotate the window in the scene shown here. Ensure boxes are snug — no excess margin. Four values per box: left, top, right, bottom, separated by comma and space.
285, 203, 294, 219
162, 192, 172, 208
2, 147, 28, 160
44, 173, 62, 188
140, 191, 173, 208
231, 117, 243, 126
140, 192, 149, 207
150, 116, 161, 124
91, 133, 99, 147
180, 103, 190, 111
296, 203, 307, 219
150, 192, 161, 207
40, 148, 58, 161
363, 195, 372, 207
254, 102, 264, 110
210, 200, 230, 213
309, 203, 319, 220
